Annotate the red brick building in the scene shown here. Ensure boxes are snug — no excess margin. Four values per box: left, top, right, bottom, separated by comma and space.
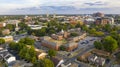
95, 18, 110, 25
64, 42, 78, 51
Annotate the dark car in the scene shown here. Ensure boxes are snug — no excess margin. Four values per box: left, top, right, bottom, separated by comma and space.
85, 40, 89, 44
81, 42, 85, 44
90, 38, 95, 41
78, 64, 81, 67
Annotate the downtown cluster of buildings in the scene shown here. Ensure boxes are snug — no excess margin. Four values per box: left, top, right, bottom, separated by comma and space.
44, 12, 115, 26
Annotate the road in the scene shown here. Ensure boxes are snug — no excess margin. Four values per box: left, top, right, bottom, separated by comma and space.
74, 60, 91, 67
106, 58, 115, 67
34, 41, 41, 49
64, 45, 94, 65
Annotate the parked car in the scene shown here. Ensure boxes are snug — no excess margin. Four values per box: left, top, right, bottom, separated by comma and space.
90, 38, 95, 41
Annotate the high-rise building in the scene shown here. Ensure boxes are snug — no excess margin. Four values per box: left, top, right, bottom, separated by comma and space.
93, 12, 104, 17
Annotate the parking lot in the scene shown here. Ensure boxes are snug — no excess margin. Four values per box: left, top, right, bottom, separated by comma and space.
78, 36, 99, 49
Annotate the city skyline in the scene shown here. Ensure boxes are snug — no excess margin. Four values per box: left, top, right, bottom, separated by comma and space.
1, 0, 120, 15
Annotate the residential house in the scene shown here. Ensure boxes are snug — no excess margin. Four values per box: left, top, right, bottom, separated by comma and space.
0, 49, 16, 64
95, 57, 105, 66
0, 36, 13, 43
92, 49, 110, 57
88, 54, 106, 66
88, 54, 98, 64
2, 29, 10, 35
51, 56, 64, 67
0, 22, 6, 28
69, 62, 79, 67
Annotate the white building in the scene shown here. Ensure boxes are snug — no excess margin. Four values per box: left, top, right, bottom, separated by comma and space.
6, 20, 20, 25
4, 54, 16, 63
28, 25, 47, 30
0, 36, 13, 43
0, 49, 16, 64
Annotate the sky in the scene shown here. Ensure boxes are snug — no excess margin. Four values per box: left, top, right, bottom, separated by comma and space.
0, 0, 120, 15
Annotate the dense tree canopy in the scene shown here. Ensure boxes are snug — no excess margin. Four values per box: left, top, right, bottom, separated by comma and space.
5, 24, 15, 31
43, 58, 54, 67
18, 22, 30, 31
94, 41, 103, 50
33, 58, 54, 67
60, 45, 66, 51
103, 24, 111, 32
102, 36, 118, 53
48, 49, 57, 57
19, 37, 35, 45
19, 46, 37, 62
0, 39, 5, 45
70, 32, 79, 37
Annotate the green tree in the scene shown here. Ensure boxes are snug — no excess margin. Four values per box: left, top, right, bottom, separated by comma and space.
60, 45, 66, 51
33, 60, 45, 67
110, 31, 118, 39
32, 57, 37, 63
70, 24, 75, 29
18, 22, 29, 30
0, 39, 5, 45
33, 59, 54, 67
94, 31, 104, 37
34, 22, 39, 25
9, 42, 16, 50
0, 30, 3, 37
81, 25, 88, 31
104, 24, 111, 32
4, 63, 8, 67
28, 46, 36, 61
70, 32, 79, 37
103, 36, 118, 53
117, 34, 120, 47
94, 41, 103, 49
49, 29, 55, 35
89, 28, 96, 34
16, 43, 25, 52
75, 23, 81, 28
35, 28, 47, 36
19, 37, 35, 45
48, 49, 57, 57
25, 52, 31, 61
57, 25, 63, 32
5, 24, 15, 31
19, 46, 27, 58
43, 58, 54, 67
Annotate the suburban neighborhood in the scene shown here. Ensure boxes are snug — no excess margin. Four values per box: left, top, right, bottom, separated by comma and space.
0, 11, 120, 67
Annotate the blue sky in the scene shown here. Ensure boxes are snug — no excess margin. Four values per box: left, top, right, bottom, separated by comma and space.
0, 0, 120, 14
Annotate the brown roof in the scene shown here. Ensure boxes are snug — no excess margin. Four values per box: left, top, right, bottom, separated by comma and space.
69, 62, 78, 67
79, 52, 92, 61
51, 56, 63, 66
92, 49, 110, 57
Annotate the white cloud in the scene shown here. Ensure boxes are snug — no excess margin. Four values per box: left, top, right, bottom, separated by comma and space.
0, 0, 120, 14
1, 0, 120, 9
